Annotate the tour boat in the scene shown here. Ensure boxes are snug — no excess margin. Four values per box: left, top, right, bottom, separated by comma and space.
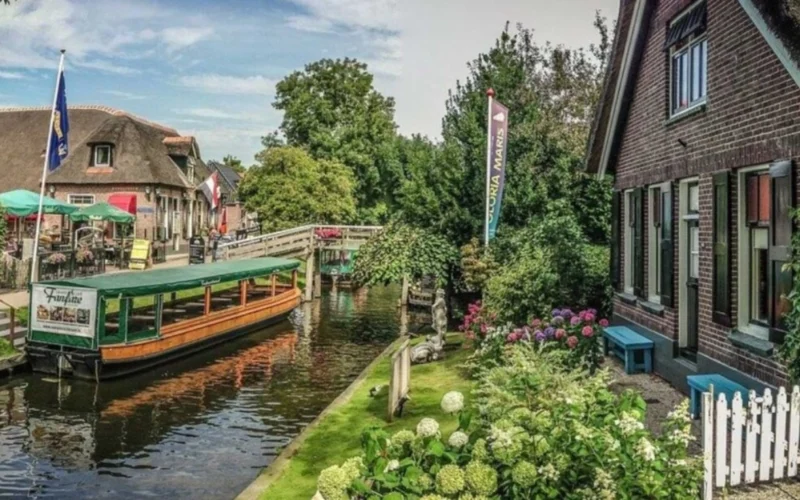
26, 257, 302, 380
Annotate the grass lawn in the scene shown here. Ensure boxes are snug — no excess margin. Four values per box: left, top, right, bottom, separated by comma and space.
260, 334, 474, 500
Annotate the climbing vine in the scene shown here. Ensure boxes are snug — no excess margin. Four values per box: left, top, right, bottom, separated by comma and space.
779, 209, 800, 382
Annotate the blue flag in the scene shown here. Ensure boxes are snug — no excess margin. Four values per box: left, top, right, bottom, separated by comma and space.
48, 72, 69, 171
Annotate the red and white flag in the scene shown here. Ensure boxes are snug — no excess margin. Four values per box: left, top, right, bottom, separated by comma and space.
201, 172, 220, 210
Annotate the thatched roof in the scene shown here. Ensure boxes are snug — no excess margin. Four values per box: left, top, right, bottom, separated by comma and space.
0, 106, 196, 189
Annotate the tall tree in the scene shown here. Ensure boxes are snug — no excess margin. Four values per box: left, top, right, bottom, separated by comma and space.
273, 58, 398, 218
221, 155, 246, 175
238, 147, 356, 232
440, 19, 612, 245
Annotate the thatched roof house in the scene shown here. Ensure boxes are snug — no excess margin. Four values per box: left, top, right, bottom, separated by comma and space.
0, 106, 216, 242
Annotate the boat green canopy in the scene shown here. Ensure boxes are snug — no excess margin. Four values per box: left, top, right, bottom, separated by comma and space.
41, 257, 300, 298
69, 202, 135, 223
0, 189, 78, 217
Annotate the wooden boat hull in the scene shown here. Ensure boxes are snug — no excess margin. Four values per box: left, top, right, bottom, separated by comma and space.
27, 288, 301, 381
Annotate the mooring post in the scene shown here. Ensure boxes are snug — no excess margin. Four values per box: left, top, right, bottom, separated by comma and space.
401, 275, 409, 306
304, 251, 314, 302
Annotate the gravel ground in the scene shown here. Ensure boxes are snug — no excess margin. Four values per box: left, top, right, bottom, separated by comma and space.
603, 357, 800, 497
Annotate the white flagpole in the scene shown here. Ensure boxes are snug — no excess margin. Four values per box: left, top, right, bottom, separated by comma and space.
484, 88, 494, 247
31, 49, 66, 284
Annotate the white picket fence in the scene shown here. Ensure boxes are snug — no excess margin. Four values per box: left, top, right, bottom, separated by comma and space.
701, 386, 800, 499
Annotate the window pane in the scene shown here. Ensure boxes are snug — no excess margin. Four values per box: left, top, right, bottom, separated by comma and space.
758, 174, 770, 223
652, 187, 661, 226
690, 226, 699, 278
700, 40, 708, 98
747, 175, 758, 224
672, 54, 681, 113
691, 43, 702, 102
681, 52, 689, 109
689, 183, 699, 212
773, 176, 791, 246
96, 147, 110, 165
751, 229, 769, 324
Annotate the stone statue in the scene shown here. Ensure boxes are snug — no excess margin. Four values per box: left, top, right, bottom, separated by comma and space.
411, 289, 447, 364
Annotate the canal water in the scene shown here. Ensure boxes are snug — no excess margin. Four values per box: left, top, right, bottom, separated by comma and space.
0, 286, 408, 499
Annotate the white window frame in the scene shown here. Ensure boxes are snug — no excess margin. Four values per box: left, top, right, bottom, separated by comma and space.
624, 189, 634, 295
677, 177, 699, 348
94, 145, 112, 167
647, 182, 671, 304
736, 165, 771, 340
68, 194, 95, 206
669, 34, 707, 117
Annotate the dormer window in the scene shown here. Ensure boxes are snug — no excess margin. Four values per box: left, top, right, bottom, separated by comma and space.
666, 1, 707, 117
93, 144, 112, 167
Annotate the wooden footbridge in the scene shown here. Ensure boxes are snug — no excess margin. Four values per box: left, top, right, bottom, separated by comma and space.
217, 225, 382, 300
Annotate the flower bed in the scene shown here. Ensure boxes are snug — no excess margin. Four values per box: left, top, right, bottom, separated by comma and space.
315, 336, 702, 499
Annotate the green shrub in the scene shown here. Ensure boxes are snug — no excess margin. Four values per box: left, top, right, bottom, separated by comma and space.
484, 202, 611, 324
315, 345, 701, 499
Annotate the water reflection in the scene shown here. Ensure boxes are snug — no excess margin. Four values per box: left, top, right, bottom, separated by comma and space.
0, 286, 401, 499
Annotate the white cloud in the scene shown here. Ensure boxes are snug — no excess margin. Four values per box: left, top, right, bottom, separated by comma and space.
77, 60, 141, 75
286, 15, 336, 34
287, 0, 397, 32
177, 74, 276, 95
104, 90, 146, 100
161, 27, 215, 53
0, 0, 213, 72
0, 70, 26, 79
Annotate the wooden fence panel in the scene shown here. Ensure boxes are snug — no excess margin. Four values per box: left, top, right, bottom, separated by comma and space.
702, 384, 800, 497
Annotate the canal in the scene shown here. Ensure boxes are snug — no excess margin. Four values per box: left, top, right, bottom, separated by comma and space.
0, 286, 404, 498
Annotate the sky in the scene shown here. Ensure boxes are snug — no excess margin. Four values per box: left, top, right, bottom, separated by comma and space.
0, 0, 619, 164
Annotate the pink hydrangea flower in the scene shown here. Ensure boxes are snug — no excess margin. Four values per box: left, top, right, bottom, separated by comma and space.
566, 336, 579, 349
555, 328, 566, 340
531, 318, 542, 328
570, 316, 581, 326
480, 324, 488, 334
582, 326, 594, 338
584, 312, 595, 323
599, 318, 609, 328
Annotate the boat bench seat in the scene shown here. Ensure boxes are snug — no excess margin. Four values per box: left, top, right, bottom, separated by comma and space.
602, 326, 654, 375
687, 374, 749, 419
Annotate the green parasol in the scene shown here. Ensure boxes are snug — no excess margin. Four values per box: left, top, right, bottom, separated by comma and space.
0, 189, 78, 217
69, 202, 135, 223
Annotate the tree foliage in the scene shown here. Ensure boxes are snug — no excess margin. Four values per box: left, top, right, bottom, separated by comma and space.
397, 19, 613, 247
273, 58, 398, 216
221, 155, 246, 175
352, 222, 458, 287
238, 147, 356, 232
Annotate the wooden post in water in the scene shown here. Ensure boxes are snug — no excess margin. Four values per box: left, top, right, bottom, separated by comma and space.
239, 280, 247, 307
271, 273, 277, 297
204, 286, 211, 315
292, 269, 298, 289
304, 252, 314, 302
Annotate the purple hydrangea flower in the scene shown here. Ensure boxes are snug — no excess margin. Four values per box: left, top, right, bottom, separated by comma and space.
551, 308, 561, 318
535, 330, 547, 342
552, 316, 564, 326
544, 326, 556, 339
570, 316, 581, 326
561, 309, 574, 320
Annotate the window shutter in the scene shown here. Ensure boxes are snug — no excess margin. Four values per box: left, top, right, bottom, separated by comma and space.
611, 190, 622, 291
634, 187, 645, 298
660, 185, 674, 307
769, 160, 793, 343
712, 172, 731, 326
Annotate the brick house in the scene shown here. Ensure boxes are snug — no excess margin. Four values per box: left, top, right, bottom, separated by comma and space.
587, 0, 800, 390
0, 106, 216, 249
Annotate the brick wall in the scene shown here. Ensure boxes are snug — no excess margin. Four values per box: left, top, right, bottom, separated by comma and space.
611, 0, 800, 387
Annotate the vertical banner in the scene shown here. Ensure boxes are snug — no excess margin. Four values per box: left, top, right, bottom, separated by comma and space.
486, 98, 509, 242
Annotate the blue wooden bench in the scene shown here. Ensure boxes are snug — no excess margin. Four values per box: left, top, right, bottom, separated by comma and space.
687, 374, 749, 419
603, 326, 654, 374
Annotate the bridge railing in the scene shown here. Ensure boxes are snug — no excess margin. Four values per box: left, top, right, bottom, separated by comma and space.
218, 225, 383, 261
